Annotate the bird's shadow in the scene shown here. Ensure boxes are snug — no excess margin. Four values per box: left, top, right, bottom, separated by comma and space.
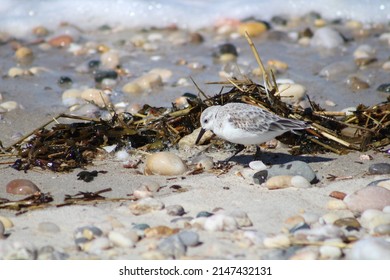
230, 151, 334, 166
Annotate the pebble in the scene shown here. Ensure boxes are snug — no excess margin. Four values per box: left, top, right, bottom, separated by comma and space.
319, 245, 342, 260
238, 21, 267, 37
277, 83, 307, 104
346, 76, 370, 91
228, 209, 253, 227
80, 237, 111, 253
94, 70, 118, 83
319, 61, 357, 79
38, 246, 68, 260
267, 59, 288, 73
294, 225, 344, 242
369, 163, 390, 175
37, 222, 60, 233
289, 222, 310, 234
0, 101, 19, 111
166, 205, 185, 216
122, 82, 143, 95
108, 231, 135, 248
144, 152, 188, 176
360, 210, 390, 230
263, 234, 291, 248
203, 214, 238, 232
0, 221, 4, 238
347, 237, 390, 259
177, 231, 199, 247
188, 154, 214, 171
196, 211, 213, 218
326, 199, 348, 210
81, 88, 111, 107
48, 35, 73, 47
15, 47, 34, 64
373, 224, 390, 235
368, 179, 390, 190
265, 175, 311, 189
344, 186, 390, 212
254, 160, 316, 184
74, 225, 103, 240
248, 160, 267, 171
7, 67, 25, 77
129, 197, 165, 215
6, 179, 41, 195
382, 61, 390, 71
157, 235, 186, 259
0, 216, 13, 229
133, 73, 163, 91
320, 213, 341, 225
149, 68, 173, 83
333, 217, 361, 229
144, 226, 179, 238
213, 43, 238, 62
310, 27, 344, 49
100, 50, 120, 69
353, 44, 376, 60
377, 83, 390, 93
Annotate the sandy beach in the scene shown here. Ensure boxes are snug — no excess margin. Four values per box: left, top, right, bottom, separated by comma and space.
1, 5, 390, 260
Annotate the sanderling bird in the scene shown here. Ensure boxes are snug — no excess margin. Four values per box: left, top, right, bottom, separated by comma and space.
195, 102, 307, 160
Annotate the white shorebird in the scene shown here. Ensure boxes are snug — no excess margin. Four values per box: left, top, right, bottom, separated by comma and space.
195, 102, 307, 160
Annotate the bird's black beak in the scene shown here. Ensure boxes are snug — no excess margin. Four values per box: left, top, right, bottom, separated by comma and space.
195, 128, 206, 145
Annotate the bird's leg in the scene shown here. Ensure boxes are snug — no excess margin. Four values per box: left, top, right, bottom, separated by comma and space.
223, 144, 245, 162
254, 145, 262, 160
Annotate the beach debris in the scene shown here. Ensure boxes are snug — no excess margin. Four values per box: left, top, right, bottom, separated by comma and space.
76, 170, 107, 182
0, 192, 53, 212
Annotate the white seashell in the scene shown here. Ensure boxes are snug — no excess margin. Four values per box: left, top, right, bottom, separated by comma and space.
144, 152, 187, 176
0, 216, 13, 229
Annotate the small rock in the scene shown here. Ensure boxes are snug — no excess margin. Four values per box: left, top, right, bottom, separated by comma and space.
62, 88, 83, 107
344, 186, 390, 212
293, 225, 344, 242
196, 211, 213, 218
267, 59, 288, 73
333, 217, 361, 229
177, 231, 199, 247
80, 237, 111, 253
94, 70, 118, 83
277, 83, 307, 104
6, 179, 41, 195
74, 225, 103, 241
329, 191, 347, 200
108, 231, 135, 248
122, 82, 143, 95
228, 209, 252, 227
347, 237, 390, 259
368, 179, 390, 190
248, 160, 267, 171
48, 35, 73, 47
149, 68, 173, 83
263, 234, 290, 248
238, 21, 267, 37
132, 73, 163, 91
377, 83, 390, 93
157, 235, 186, 259
144, 152, 187, 176
81, 88, 110, 107
346, 76, 370, 91
368, 163, 390, 174
319, 245, 342, 259
100, 50, 120, 69
0, 221, 4, 238
203, 214, 238, 232
213, 43, 238, 63
166, 205, 185, 216
265, 175, 294, 189
129, 197, 165, 215
382, 61, 390, 71
37, 222, 60, 233
144, 226, 179, 238
319, 61, 357, 79
310, 27, 344, 49
326, 199, 348, 210
0, 101, 19, 111
15, 47, 34, 64
353, 44, 376, 60
373, 224, 390, 235
8, 67, 25, 77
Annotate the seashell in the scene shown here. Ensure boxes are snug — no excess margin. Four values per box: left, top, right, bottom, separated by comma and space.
203, 214, 238, 232
6, 179, 41, 195
144, 152, 187, 176
0, 216, 14, 229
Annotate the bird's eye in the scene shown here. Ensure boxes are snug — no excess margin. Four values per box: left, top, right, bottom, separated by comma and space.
204, 119, 208, 123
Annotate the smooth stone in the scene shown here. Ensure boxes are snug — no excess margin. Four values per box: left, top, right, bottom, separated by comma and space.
81, 237, 111, 253
294, 225, 344, 242
333, 217, 361, 229
94, 70, 118, 83
320, 213, 340, 225
144, 152, 187, 176
347, 237, 390, 260
265, 175, 294, 189
132, 73, 163, 91
277, 83, 307, 104
0, 101, 19, 111
368, 163, 390, 175
382, 62, 390, 71
8, 67, 25, 77
177, 231, 199, 247
289, 249, 319, 260
129, 197, 165, 215
228, 209, 252, 227
310, 27, 344, 49
149, 68, 173, 83
319, 245, 342, 260
6, 179, 41, 195
238, 21, 267, 37
132, 223, 150, 231
196, 211, 213, 218
74, 226, 103, 240
166, 205, 185, 216
62, 88, 83, 107
344, 186, 390, 212
108, 231, 135, 248
254, 161, 316, 184
301, 212, 320, 225
37, 222, 60, 233
0, 216, 14, 229
70, 103, 99, 117
48, 35, 73, 47
38, 246, 68, 260
284, 215, 305, 228
368, 179, 390, 191
157, 235, 186, 259
203, 214, 238, 232
291, 176, 311, 188
353, 44, 376, 60
360, 209, 383, 228
377, 83, 390, 93
100, 50, 120, 69
361, 211, 390, 230
319, 61, 357, 79
144, 226, 179, 238
289, 222, 311, 234
248, 160, 267, 171
373, 224, 390, 235
346, 76, 369, 91
15, 47, 34, 63
263, 234, 291, 249
81, 88, 110, 107
122, 82, 143, 95
326, 199, 348, 210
